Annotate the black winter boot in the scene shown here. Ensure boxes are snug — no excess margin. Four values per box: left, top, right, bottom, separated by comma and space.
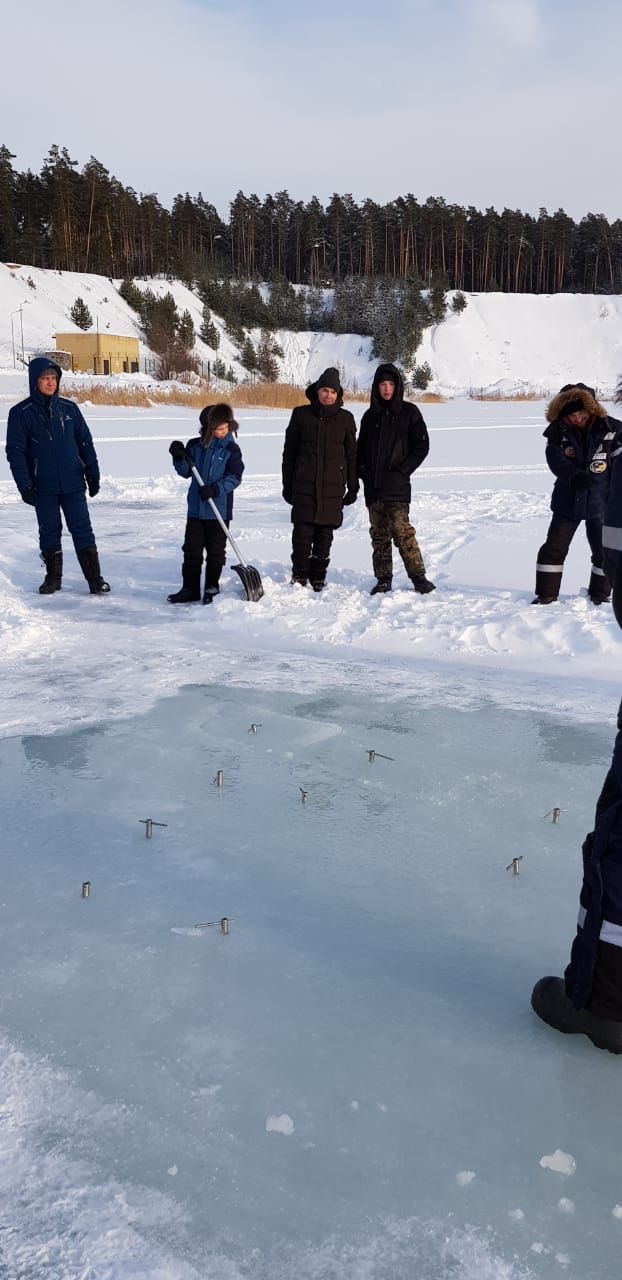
534, 565, 562, 604
77, 546, 110, 594
168, 565, 201, 604
370, 578, 392, 595
588, 566, 611, 605
39, 550, 63, 594
203, 582, 220, 605
412, 575, 436, 594
531, 976, 622, 1054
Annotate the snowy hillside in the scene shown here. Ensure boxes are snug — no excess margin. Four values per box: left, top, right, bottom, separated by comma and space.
2, 262, 622, 395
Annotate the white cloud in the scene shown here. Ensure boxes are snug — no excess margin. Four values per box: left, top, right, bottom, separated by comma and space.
472, 0, 543, 49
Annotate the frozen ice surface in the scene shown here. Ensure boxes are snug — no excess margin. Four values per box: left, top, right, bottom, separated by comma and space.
1, 681, 622, 1278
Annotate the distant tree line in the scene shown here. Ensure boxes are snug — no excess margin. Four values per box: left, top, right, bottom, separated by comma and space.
2, 144, 622, 295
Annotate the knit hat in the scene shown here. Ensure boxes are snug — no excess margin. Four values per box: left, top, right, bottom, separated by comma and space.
199, 402, 238, 437
561, 399, 588, 417
316, 367, 341, 393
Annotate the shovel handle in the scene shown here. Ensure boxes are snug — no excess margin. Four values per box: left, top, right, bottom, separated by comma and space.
186, 457, 250, 568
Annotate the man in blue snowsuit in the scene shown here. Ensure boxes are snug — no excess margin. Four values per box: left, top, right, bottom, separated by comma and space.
532, 382, 622, 605
5, 358, 109, 594
532, 428, 622, 1052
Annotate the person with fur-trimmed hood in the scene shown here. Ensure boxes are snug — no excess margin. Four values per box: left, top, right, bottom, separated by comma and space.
281, 368, 358, 591
168, 403, 244, 604
532, 382, 622, 605
531, 445, 622, 1053
357, 363, 435, 595
5, 357, 110, 595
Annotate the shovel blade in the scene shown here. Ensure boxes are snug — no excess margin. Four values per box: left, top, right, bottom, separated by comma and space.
232, 562, 264, 602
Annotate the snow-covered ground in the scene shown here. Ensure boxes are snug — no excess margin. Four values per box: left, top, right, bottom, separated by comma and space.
3, 262, 622, 394
1, 397, 620, 736
1, 398, 622, 1279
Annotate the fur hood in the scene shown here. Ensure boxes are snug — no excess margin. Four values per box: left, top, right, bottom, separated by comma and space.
546, 383, 607, 424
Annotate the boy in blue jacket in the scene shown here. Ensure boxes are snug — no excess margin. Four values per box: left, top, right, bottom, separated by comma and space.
168, 403, 244, 604
5, 357, 109, 594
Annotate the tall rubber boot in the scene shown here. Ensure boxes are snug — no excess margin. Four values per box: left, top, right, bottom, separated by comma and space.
39, 550, 63, 595
588, 566, 611, 605
533, 563, 563, 604
168, 565, 201, 604
77, 546, 110, 594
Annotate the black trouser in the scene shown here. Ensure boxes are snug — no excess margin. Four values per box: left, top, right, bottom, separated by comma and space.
291, 523, 334, 584
535, 516, 610, 602
183, 516, 228, 587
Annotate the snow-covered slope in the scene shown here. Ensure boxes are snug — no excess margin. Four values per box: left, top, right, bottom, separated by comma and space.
2, 263, 622, 395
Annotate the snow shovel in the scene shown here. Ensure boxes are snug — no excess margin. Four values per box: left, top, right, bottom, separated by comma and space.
185, 454, 264, 602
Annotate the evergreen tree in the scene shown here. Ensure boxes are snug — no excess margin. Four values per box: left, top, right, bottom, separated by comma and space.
212, 357, 227, 380
412, 361, 433, 390
70, 296, 93, 329
178, 308, 195, 348
199, 305, 220, 349
240, 336, 258, 374
257, 330, 280, 381
429, 271, 447, 324
0, 145, 17, 260
118, 278, 143, 311
451, 290, 467, 313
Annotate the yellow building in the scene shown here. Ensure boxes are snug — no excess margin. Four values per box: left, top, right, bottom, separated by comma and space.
54, 332, 140, 375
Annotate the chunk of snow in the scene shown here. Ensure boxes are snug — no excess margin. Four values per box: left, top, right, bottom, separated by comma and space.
456, 1170, 476, 1186
539, 1150, 576, 1176
266, 1113, 294, 1136
557, 1197, 575, 1214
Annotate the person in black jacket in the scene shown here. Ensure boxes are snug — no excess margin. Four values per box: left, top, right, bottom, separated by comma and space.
357, 363, 435, 594
532, 382, 622, 605
282, 367, 358, 590
5, 357, 109, 594
531, 446, 622, 1053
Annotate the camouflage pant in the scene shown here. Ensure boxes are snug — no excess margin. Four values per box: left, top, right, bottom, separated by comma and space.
368, 501, 425, 580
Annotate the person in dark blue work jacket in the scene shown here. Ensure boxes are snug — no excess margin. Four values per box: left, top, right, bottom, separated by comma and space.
5, 357, 109, 594
531, 436, 622, 1053
532, 382, 622, 605
167, 402, 244, 604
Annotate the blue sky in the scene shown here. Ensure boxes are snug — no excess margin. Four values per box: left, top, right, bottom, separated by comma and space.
2, 0, 621, 218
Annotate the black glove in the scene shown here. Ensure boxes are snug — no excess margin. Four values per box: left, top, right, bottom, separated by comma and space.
21, 487, 36, 506
88, 479, 100, 497
169, 440, 186, 461
574, 471, 590, 490
198, 483, 219, 501
343, 489, 358, 505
